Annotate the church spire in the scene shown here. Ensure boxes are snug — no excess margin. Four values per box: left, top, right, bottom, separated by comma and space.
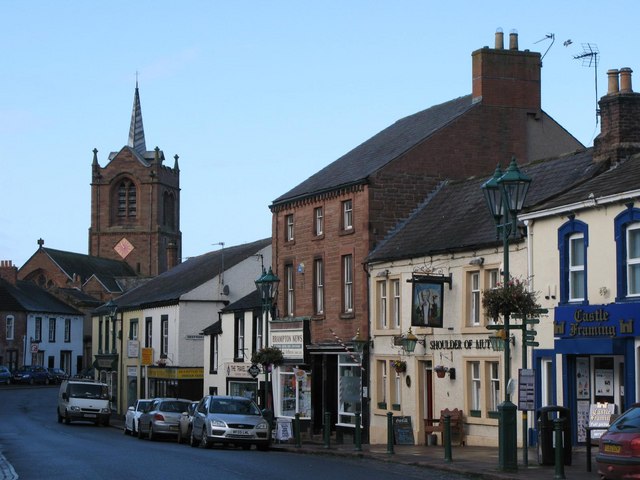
128, 79, 147, 155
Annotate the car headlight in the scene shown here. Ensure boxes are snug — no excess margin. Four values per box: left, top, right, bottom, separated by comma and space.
100, 408, 111, 414
70, 406, 81, 412
255, 421, 268, 430
210, 419, 226, 428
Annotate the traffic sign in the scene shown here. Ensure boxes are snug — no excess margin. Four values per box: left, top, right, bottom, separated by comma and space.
248, 364, 261, 378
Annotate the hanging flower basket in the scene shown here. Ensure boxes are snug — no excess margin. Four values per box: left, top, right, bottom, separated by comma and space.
251, 346, 284, 367
482, 277, 541, 321
434, 365, 448, 378
391, 360, 407, 373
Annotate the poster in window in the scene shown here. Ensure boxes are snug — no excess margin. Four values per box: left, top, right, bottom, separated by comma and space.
411, 279, 444, 328
576, 357, 590, 399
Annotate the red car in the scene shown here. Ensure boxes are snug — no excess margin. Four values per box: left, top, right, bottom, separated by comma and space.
597, 404, 640, 480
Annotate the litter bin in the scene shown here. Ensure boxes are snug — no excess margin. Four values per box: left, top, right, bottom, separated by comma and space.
536, 406, 572, 466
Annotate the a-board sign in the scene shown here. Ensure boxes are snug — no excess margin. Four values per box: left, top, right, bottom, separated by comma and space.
589, 403, 616, 441
392, 416, 414, 445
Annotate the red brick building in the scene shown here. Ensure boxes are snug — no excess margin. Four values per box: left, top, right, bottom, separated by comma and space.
268, 30, 583, 439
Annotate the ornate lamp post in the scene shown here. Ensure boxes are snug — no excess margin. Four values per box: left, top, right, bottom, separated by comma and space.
481, 157, 531, 472
255, 267, 280, 411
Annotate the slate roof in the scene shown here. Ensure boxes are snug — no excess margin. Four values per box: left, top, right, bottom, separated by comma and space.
367, 149, 605, 263
272, 95, 475, 206
36, 247, 137, 293
530, 152, 640, 212
112, 238, 271, 310
0, 279, 82, 315
221, 290, 261, 313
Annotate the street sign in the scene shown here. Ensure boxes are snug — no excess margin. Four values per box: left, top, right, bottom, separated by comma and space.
30, 342, 39, 354
248, 364, 261, 378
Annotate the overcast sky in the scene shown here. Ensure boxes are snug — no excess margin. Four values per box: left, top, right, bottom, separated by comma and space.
2, 1, 637, 267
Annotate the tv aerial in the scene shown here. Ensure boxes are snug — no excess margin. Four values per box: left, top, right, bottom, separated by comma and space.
534, 33, 555, 66
574, 43, 600, 124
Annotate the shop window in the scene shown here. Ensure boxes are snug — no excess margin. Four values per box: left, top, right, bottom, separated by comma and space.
558, 218, 589, 303
276, 366, 311, 418
228, 380, 258, 403
337, 354, 362, 426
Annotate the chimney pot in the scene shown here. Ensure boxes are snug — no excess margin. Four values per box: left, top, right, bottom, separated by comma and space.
495, 28, 504, 49
620, 67, 633, 93
607, 69, 620, 95
509, 29, 518, 50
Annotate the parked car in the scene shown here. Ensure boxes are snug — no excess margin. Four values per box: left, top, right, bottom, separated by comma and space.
137, 398, 192, 440
12, 365, 50, 385
597, 404, 640, 480
47, 367, 68, 384
177, 401, 198, 444
190, 395, 272, 450
124, 399, 155, 436
0, 365, 11, 385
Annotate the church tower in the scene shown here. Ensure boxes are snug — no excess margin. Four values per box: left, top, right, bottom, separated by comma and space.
89, 83, 181, 277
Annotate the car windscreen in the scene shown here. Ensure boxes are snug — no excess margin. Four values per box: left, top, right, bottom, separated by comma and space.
209, 399, 260, 415
160, 401, 191, 413
610, 407, 640, 432
69, 383, 109, 399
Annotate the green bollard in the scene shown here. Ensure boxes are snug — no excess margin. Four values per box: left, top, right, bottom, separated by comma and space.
387, 412, 395, 454
354, 412, 362, 452
444, 414, 453, 463
554, 418, 566, 480
324, 412, 331, 449
295, 413, 301, 448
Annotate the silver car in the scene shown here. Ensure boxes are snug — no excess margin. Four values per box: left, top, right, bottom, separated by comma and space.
177, 401, 198, 444
190, 395, 271, 450
124, 399, 155, 436
137, 398, 192, 440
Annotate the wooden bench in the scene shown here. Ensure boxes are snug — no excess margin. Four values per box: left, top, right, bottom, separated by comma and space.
424, 408, 464, 446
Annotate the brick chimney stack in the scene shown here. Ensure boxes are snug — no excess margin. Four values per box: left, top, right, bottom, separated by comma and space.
594, 67, 640, 163
0, 260, 18, 285
472, 28, 541, 110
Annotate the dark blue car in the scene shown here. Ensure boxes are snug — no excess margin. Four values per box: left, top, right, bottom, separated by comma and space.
12, 365, 50, 385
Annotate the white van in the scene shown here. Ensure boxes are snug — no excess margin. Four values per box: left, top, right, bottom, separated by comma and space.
57, 379, 111, 426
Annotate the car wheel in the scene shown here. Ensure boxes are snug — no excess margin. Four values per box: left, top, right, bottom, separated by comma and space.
57, 409, 63, 423
189, 429, 199, 448
137, 426, 145, 439
64, 410, 71, 425
102, 417, 110, 427
148, 425, 155, 441
124, 425, 129, 435
199, 428, 211, 449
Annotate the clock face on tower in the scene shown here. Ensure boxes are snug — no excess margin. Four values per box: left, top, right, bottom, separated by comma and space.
114, 238, 135, 259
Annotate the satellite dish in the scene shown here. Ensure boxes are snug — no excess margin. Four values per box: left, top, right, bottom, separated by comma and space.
222, 284, 230, 296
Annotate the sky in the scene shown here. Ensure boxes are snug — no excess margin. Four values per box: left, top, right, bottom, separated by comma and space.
1, 1, 638, 268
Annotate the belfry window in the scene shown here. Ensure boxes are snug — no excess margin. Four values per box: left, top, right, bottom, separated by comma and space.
117, 180, 137, 217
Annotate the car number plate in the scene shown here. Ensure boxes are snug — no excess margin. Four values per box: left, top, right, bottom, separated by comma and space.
231, 429, 251, 436
84, 414, 97, 418
604, 444, 621, 453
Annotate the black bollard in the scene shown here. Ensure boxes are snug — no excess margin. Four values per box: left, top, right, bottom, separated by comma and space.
324, 412, 331, 449
553, 418, 566, 480
354, 412, 362, 451
387, 412, 394, 454
295, 413, 301, 448
444, 414, 453, 463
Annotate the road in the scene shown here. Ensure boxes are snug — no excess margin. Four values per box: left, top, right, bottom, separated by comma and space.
0, 386, 472, 480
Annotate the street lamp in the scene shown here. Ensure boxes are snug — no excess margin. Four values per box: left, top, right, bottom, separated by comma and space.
481, 156, 531, 472
255, 267, 280, 411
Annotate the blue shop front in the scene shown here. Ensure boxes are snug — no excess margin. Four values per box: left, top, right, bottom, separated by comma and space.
550, 303, 638, 444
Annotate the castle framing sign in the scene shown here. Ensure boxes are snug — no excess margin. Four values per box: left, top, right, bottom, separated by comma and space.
554, 304, 637, 339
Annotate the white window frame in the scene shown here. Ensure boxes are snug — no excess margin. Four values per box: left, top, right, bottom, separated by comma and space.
315, 207, 323, 236
569, 232, 586, 301
627, 224, 640, 296
488, 361, 500, 413
378, 281, 387, 328
286, 264, 294, 316
314, 258, 324, 315
286, 214, 294, 241
343, 200, 353, 230
392, 279, 401, 329
64, 318, 71, 342
161, 317, 169, 356
48, 317, 56, 342
343, 255, 353, 313
337, 354, 362, 426
6, 315, 14, 341
470, 272, 480, 326
471, 361, 481, 412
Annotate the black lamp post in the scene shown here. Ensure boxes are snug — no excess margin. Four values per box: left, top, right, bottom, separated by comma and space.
481, 156, 531, 472
255, 267, 280, 411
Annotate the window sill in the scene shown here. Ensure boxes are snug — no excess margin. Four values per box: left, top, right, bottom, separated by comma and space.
284, 239, 296, 246
340, 313, 355, 320
311, 314, 325, 321
338, 228, 355, 237
312, 234, 325, 241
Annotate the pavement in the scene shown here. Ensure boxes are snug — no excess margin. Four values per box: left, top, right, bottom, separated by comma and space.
0, 414, 603, 480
